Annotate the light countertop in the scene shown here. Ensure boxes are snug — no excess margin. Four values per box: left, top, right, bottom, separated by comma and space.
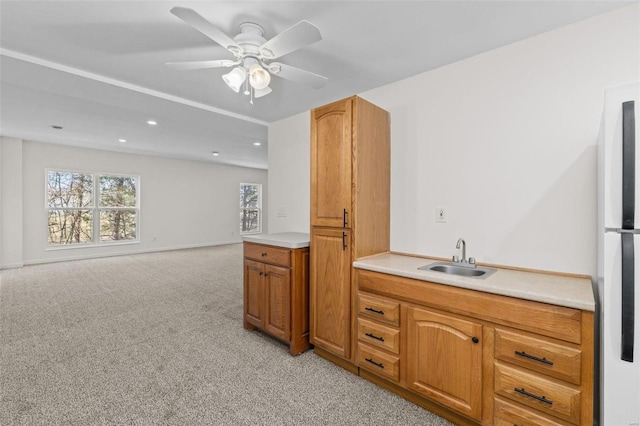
242, 232, 310, 249
353, 253, 595, 311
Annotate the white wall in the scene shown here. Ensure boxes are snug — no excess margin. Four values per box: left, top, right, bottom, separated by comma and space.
267, 4, 640, 276
0, 137, 3, 267
1, 137, 24, 268
1, 140, 267, 267
267, 111, 310, 233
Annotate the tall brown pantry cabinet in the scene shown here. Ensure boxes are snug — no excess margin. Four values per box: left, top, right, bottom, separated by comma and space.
309, 96, 390, 368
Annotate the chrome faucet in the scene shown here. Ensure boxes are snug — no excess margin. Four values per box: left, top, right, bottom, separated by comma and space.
456, 238, 466, 263
453, 238, 476, 268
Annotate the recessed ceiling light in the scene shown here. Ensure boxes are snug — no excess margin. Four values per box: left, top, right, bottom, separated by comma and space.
253, 142, 262, 146
212, 151, 219, 157
118, 139, 127, 143
51, 125, 63, 130
147, 120, 158, 126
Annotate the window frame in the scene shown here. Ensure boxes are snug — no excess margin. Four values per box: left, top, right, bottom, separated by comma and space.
45, 169, 141, 249
240, 182, 262, 235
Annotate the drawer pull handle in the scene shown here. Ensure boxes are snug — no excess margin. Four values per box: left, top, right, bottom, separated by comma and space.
365, 332, 385, 342
365, 307, 384, 315
365, 358, 384, 369
514, 387, 553, 405
261, 252, 266, 256
515, 350, 554, 366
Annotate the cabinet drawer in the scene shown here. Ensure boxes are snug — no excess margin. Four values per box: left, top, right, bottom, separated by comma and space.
494, 398, 567, 426
357, 318, 400, 354
357, 293, 400, 326
244, 243, 291, 267
495, 329, 582, 385
495, 362, 581, 425
357, 343, 400, 382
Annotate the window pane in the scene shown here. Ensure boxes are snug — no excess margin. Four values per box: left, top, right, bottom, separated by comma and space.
48, 210, 93, 245
47, 171, 93, 208
100, 210, 137, 242
240, 209, 260, 233
240, 184, 260, 209
100, 176, 137, 207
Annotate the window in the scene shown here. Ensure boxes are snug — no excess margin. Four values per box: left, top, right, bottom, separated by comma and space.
240, 183, 261, 234
47, 171, 139, 247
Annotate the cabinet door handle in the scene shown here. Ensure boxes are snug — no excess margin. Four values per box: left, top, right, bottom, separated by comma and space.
365, 307, 384, 315
472, 336, 479, 344
343, 208, 348, 227
259, 272, 263, 276
365, 358, 384, 369
365, 332, 385, 342
261, 252, 266, 257
514, 387, 553, 405
342, 232, 347, 251
515, 350, 553, 365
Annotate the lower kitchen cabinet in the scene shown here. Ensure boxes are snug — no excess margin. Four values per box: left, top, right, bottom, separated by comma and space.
309, 227, 352, 359
356, 292, 401, 382
354, 268, 594, 426
243, 241, 310, 355
406, 306, 483, 421
244, 259, 290, 341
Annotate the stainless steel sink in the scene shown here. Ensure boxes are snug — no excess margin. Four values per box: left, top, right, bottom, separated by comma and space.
419, 262, 496, 279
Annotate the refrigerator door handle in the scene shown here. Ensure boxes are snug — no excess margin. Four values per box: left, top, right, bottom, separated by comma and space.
621, 232, 635, 362
622, 100, 635, 229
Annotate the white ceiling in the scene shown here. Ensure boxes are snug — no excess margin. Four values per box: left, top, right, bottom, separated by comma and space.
0, 1, 633, 169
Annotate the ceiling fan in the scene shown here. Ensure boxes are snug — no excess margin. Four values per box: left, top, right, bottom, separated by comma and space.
167, 7, 328, 103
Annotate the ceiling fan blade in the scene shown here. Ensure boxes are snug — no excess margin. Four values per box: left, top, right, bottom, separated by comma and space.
269, 62, 328, 89
166, 59, 238, 71
259, 20, 322, 60
170, 7, 241, 54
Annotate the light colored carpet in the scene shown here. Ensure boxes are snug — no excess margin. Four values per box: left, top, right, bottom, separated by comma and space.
0, 244, 453, 425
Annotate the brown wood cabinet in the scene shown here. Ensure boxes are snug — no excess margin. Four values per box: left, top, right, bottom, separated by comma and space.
243, 241, 310, 355
355, 268, 594, 426
309, 227, 352, 358
406, 306, 483, 421
356, 292, 401, 383
309, 95, 390, 364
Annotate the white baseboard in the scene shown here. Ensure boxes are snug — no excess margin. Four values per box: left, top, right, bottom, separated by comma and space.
14, 241, 242, 268
0, 262, 25, 270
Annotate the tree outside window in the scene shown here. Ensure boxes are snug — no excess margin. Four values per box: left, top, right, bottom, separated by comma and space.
47, 171, 139, 247
240, 183, 261, 234
99, 176, 137, 242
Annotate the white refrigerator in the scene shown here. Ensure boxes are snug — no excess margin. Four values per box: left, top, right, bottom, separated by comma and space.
598, 81, 640, 426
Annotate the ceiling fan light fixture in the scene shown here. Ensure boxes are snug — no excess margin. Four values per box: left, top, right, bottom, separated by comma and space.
169, 9, 328, 106
254, 86, 272, 98
222, 67, 246, 93
249, 64, 271, 90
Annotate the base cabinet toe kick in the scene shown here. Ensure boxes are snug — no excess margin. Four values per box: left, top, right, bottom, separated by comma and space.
341, 268, 594, 426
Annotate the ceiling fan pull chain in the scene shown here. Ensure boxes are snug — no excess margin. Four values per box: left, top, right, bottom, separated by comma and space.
243, 78, 250, 96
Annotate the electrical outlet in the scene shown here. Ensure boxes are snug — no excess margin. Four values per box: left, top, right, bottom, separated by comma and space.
436, 206, 447, 223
